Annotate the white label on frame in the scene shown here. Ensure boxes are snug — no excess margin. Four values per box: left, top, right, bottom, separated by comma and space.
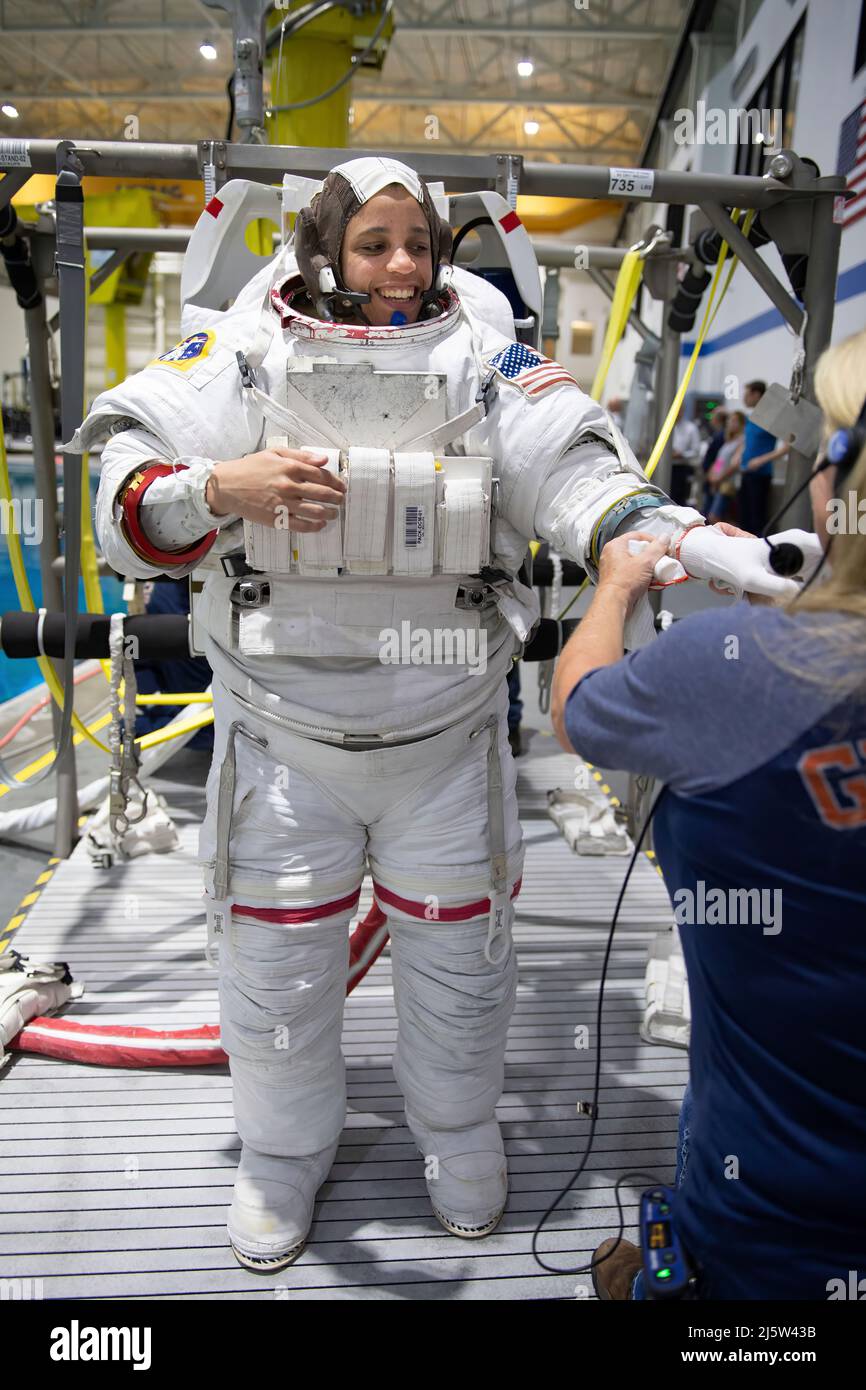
608, 166, 655, 198
0, 140, 31, 168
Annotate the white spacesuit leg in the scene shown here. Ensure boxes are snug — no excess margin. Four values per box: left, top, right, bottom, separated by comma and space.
368, 691, 522, 1236
220, 912, 352, 1269
199, 681, 367, 1269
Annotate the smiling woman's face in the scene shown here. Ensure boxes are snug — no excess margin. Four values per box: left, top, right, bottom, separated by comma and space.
339, 185, 434, 325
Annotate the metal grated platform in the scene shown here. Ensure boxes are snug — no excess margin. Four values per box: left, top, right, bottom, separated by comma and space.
0, 728, 685, 1301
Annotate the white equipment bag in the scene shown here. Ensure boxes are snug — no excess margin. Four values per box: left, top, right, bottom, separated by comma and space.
640, 927, 691, 1050
0, 950, 84, 1072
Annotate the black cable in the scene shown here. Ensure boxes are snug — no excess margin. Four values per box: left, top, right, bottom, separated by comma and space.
264, 0, 335, 55
450, 216, 493, 262
267, 0, 393, 114
226, 73, 235, 142
760, 460, 828, 540
531, 783, 668, 1275
761, 454, 836, 586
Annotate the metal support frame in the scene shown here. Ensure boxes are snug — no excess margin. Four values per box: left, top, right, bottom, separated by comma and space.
782, 192, 843, 528
652, 323, 682, 503
540, 267, 561, 354
699, 201, 804, 336
202, 0, 270, 144
532, 237, 696, 271
0, 167, 33, 212
23, 234, 79, 858
10, 140, 796, 203
0, 135, 846, 857
89, 247, 132, 296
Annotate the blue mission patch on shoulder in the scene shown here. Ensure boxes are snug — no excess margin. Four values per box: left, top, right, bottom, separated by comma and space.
151, 330, 215, 372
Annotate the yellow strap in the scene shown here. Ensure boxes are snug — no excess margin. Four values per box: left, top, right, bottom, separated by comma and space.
645, 210, 754, 481
0, 411, 111, 754
590, 250, 644, 403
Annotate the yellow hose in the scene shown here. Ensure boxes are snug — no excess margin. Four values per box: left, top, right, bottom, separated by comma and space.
137, 708, 214, 750
135, 692, 213, 706
0, 713, 113, 797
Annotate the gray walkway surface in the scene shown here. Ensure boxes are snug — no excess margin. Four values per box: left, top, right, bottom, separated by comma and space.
0, 723, 684, 1301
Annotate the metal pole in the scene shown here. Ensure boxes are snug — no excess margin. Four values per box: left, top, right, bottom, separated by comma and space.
652, 323, 681, 501
53, 142, 87, 854
19, 140, 803, 206
531, 238, 694, 271
520, 160, 792, 209
781, 194, 844, 529
540, 267, 560, 356
24, 288, 78, 857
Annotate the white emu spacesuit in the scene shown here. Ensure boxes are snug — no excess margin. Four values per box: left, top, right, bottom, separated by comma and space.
76, 157, 796, 1272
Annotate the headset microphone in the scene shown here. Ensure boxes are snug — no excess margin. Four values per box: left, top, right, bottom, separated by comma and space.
768, 540, 806, 576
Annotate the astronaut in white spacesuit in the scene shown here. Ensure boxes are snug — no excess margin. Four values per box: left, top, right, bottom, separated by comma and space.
77, 156, 801, 1273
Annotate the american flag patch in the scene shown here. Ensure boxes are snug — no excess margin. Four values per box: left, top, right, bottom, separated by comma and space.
487, 342, 579, 397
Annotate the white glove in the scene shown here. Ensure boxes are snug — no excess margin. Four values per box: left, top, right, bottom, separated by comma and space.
765, 529, 826, 584
677, 526, 800, 600
615, 504, 704, 588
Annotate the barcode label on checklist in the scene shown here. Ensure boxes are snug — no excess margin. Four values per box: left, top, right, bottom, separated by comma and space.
404, 505, 425, 547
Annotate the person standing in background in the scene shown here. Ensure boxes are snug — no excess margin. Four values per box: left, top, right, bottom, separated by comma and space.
707, 409, 746, 522
739, 381, 789, 534
670, 405, 702, 506
701, 406, 727, 513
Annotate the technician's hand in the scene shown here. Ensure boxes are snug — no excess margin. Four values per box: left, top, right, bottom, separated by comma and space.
597, 532, 669, 613
712, 520, 755, 539
205, 447, 346, 531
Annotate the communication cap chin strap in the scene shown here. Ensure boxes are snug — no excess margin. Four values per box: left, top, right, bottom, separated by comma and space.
293, 156, 453, 324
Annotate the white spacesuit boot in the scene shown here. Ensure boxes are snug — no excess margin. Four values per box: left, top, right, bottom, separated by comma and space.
388, 910, 518, 1238
227, 1139, 340, 1272
405, 1112, 509, 1238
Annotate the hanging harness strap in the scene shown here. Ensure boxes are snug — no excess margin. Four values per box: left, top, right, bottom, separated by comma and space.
107, 614, 148, 850
206, 719, 269, 966
399, 368, 497, 453
471, 713, 511, 966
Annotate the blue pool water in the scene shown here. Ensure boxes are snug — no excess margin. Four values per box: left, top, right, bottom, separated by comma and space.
0, 463, 125, 703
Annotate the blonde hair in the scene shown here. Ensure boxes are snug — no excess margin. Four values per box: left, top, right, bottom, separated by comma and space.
794, 328, 866, 622
760, 328, 866, 708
